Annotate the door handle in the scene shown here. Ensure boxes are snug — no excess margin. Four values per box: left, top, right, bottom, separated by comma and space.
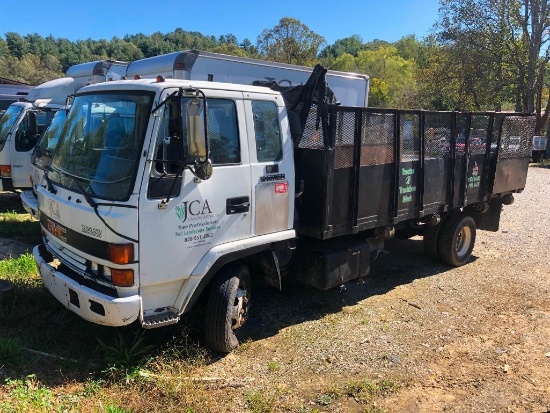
226, 196, 250, 214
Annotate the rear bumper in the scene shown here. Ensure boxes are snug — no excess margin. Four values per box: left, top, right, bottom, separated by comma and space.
33, 244, 141, 327
20, 190, 38, 219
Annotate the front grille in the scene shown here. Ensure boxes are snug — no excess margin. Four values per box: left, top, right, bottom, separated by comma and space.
44, 237, 118, 298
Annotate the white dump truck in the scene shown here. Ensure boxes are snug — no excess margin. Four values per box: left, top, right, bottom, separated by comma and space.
0, 60, 128, 193
33, 66, 534, 352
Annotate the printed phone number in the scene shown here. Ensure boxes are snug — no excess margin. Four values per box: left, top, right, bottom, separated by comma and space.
184, 233, 213, 243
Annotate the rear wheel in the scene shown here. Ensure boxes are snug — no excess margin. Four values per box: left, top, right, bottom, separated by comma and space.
438, 214, 476, 266
532, 152, 544, 163
423, 222, 442, 261
205, 263, 251, 353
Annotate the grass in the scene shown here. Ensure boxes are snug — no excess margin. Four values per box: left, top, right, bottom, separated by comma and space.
0, 210, 41, 245
0, 207, 406, 412
0, 253, 38, 279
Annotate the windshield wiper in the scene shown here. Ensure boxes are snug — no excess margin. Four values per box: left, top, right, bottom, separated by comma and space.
49, 165, 138, 243
43, 168, 57, 194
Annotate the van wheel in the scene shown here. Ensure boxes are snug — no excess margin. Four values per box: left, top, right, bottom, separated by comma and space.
438, 214, 476, 266
205, 264, 251, 353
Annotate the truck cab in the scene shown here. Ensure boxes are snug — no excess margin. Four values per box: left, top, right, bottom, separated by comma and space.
0, 101, 55, 191
34, 78, 295, 349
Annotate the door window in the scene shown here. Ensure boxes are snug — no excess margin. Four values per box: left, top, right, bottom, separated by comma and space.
252, 101, 282, 162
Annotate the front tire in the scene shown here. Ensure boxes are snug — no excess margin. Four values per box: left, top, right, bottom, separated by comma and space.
438, 214, 476, 266
205, 263, 251, 353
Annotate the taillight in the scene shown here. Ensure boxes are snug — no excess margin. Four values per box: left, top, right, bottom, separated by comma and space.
0, 165, 11, 177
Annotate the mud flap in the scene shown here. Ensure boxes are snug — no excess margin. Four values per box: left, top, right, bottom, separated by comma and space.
464, 197, 503, 232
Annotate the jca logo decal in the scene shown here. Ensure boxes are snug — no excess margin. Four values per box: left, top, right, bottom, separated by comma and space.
175, 199, 212, 222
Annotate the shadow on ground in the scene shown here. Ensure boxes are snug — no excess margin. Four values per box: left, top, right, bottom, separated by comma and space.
0, 235, 466, 388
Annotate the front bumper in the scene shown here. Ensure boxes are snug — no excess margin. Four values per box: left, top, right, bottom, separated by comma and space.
20, 190, 38, 220
33, 244, 141, 327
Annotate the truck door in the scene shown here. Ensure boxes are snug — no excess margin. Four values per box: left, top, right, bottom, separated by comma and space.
243, 93, 294, 236
11, 110, 54, 189
138, 90, 253, 308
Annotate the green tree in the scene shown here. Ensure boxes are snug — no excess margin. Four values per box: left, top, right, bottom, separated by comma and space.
437, 0, 549, 129
5, 32, 30, 59
356, 46, 417, 108
257, 17, 325, 65
319, 35, 365, 58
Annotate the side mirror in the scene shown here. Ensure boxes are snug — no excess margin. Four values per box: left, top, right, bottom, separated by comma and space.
195, 159, 213, 181
186, 99, 207, 161
28, 112, 38, 136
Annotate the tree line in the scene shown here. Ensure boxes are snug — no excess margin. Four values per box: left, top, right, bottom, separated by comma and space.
1, 3, 548, 134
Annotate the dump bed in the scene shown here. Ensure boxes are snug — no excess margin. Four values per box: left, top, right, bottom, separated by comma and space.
295, 106, 536, 239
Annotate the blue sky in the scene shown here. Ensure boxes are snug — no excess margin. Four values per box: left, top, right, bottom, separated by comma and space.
0, 0, 441, 46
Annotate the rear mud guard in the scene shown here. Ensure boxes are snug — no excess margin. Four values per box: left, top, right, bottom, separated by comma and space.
463, 197, 503, 232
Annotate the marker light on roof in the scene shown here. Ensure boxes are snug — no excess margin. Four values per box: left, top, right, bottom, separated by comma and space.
156, 75, 165, 83
134, 74, 141, 80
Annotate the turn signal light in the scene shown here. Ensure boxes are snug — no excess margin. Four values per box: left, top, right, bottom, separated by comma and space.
111, 269, 134, 287
108, 243, 134, 265
0, 165, 11, 177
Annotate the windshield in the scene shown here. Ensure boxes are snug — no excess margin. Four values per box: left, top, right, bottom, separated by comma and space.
0, 105, 22, 149
49, 91, 154, 202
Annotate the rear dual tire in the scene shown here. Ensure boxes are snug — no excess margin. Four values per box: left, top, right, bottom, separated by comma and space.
423, 213, 476, 267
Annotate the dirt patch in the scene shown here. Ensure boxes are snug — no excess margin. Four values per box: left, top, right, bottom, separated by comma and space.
0, 238, 32, 260
192, 166, 550, 412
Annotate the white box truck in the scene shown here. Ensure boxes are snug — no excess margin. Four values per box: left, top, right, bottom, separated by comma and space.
0, 60, 128, 193
531, 135, 547, 162
33, 67, 535, 352
126, 50, 370, 107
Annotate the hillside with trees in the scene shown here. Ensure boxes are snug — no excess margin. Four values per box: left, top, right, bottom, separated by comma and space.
1, 2, 548, 133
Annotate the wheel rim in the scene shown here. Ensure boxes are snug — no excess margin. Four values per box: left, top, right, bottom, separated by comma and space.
456, 225, 472, 257
231, 283, 249, 330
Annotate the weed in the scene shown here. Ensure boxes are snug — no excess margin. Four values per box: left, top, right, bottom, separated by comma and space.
102, 403, 134, 413
316, 391, 335, 406
0, 253, 38, 280
245, 389, 278, 413
81, 378, 104, 397
98, 330, 155, 381
1, 374, 54, 412
344, 378, 400, 404
0, 337, 23, 366
267, 360, 280, 372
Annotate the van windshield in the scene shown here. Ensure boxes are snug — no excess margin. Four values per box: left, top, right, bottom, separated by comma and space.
49, 91, 154, 202
0, 105, 22, 149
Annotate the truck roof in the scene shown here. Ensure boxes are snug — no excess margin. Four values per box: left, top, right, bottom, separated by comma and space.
77, 78, 283, 96
66, 60, 129, 78
25, 77, 76, 109
126, 49, 369, 82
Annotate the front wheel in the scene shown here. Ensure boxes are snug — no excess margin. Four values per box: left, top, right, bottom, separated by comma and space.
438, 214, 476, 266
205, 263, 251, 353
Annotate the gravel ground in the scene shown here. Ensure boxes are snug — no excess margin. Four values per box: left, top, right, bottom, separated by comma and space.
194, 165, 550, 412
